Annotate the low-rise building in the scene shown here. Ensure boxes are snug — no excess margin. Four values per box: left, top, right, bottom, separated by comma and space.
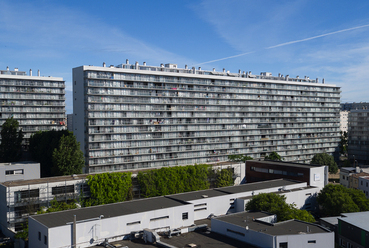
337, 211, 369, 248
245, 160, 328, 190
28, 178, 319, 248
212, 211, 334, 248
0, 162, 40, 183
0, 174, 89, 237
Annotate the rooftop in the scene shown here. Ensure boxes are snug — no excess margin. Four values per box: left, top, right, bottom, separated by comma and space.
215, 178, 301, 194
249, 160, 325, 169
166, 188, 230, 202
30, 196, 188, 228
339, 211, 369, 231
1, 174, 89, 187
78, 61, 338, 87
215, 211, 331, 236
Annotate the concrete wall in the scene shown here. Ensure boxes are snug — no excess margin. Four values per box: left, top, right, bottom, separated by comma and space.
275, 232, 334, 248
29, 217, 48, 248
0, 162, 40, 183
72, 66, 86, 172
309, 166, 327, 190
188, 194, 235, 220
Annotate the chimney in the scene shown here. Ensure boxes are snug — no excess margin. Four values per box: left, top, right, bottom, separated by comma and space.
185, 65, 188, 69
192, 67, 196, 74
198, 67, 201, 71
14, 68, 18, 71
238, 69, 241, 74
322, 78, 325, 84
135, 61, 139, 69
316, 78, 319, 83
126, 59, 129, 64
285, 75, 289, 81
223, 68, 225, 73
143, 62, 146, 66
103, 62, 106, 67
29, 69, 32, 76
160, 63, 164, 68
278, 73, 281, 77
6, 66, 9, 71
38, 70, 40, 76
213, 68, 216, 72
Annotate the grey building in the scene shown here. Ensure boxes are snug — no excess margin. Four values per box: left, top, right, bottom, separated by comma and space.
0, 162, 40, 183
348, 109, 369, 165
73, 61, 341, 173
0, 67, 66, 147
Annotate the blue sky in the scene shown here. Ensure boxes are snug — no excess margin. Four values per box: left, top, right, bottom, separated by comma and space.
1, 0, 369, 113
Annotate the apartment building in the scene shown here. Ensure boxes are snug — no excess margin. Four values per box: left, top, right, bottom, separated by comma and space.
73, 61, 341, 173
0, 174, 89, 236
348, 109, 369, 165
0, 67, 66, 147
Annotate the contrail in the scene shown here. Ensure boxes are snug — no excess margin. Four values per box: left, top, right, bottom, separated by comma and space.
195, 23, 369, 66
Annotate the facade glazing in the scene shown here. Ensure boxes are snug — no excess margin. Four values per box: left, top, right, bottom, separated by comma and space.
73, 62, 341, 173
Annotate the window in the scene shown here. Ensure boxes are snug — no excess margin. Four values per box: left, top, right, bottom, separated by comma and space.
52, 185, 75, 195
361, 181, 363, 185
279, 242, 288, 248
38, 232, 41, 241
150, 216, 169, 221
182, 212, 188, 220
44, 235, 47, 245
194, 203, 207, 207
194, 207, 207, 211
126, 221, 140, 226
226, 229, 245, 236
5, 169, 24, 175
308, 240, 316, 243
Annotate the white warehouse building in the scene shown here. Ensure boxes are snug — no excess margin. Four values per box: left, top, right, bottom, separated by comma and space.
73, 61, 341, 173
28, 179, 320, 248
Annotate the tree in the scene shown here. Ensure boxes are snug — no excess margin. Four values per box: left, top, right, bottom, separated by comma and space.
317, 184, 369, 216
265, 151, 283, 161
29, 130, 83, 177
228, 154, 253, 163
0, 117, 23, 162
52, 135, 84, 176
339, 131, 348, 155
215, 167, 234, 188
311, 153, 338, 174
246, 193, 315, 223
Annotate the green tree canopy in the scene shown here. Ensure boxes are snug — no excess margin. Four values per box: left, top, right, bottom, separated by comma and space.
85, 172, 132, 206
0, 117, 23, 162
317, 184, 369, 216
29, 130, 83, 177
52, 135, 84, 176
228, 154, 253, 163
246, 193, 315, 223
310, 153, 338, 174
264, 151, 283, 161
215, 167, 234, 188
339, 131, 348, 155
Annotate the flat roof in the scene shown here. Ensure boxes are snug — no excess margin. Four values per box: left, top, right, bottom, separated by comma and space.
1, 174, 89, 187
238, 186, 315, 200
215, 212, 330, 236
165, 188, 230, 202
30, 196, 187, 228
339, 211, 369, 231
249, 160, 324, 169
215, 179, 302, 194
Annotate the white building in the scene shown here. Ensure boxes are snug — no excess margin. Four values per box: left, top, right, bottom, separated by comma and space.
358, 176, 369, 198
0, 67, 66, 147
73, 61, 341, 173
0, 162, 40, 183
28, 178, 320, 248
212, 211, 334, 248
340, 110, 349, 133
0, 174, 89, 237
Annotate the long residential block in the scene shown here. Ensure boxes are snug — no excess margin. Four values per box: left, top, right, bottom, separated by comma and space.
73, 61, 341, 173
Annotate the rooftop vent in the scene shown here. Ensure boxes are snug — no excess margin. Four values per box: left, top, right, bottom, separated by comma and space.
201, 195, 208, 198
126, 59, 129, 64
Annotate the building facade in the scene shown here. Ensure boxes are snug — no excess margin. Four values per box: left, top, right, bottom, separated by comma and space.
0, 67, 66, 147
0, 162, 40, 183
348, 109, 369, 165
73, 61, 341, 173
